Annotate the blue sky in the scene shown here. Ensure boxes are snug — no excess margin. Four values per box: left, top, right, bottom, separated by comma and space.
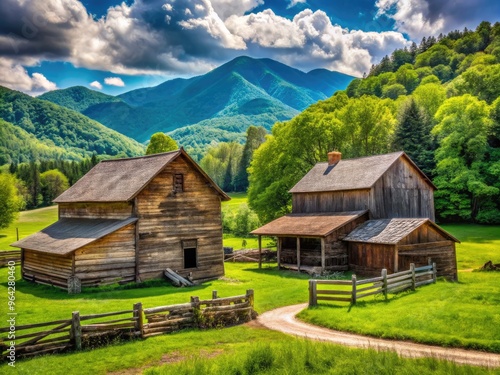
1, 0, 499, 95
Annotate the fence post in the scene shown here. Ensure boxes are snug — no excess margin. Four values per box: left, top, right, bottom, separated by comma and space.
382, 269, 388, 300
191, 296, 201, 327
212, 290, 218, 299
309, 280, 317, 307
351, 274, 357, 305
133, 302, 144, 338
71, 311, 82, 351
246, 289, 254, 309
432, 262, 437, 283
410, 263, 416, 291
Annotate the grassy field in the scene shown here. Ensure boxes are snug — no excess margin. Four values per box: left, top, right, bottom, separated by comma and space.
2, 206, 500, 373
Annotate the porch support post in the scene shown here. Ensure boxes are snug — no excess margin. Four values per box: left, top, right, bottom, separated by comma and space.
277, 237, 282, 270
258, 235, 262, 269
296, 237, 301, 271
321, 237, 326, 271
394, 247, 399, 273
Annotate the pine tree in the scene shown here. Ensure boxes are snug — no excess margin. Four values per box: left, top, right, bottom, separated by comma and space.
234, 126, 267, 191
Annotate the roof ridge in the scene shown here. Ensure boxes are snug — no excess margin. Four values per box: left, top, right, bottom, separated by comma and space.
315, 151, 404, 164
100, 149, 180, 163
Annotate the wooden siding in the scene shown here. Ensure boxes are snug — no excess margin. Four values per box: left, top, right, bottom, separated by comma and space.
292, 190, 370, 214
369, 158, 435, 220
398, 242, 457, 280
23, 250, 73, 289
136, 155, 224, 282
59, 202, 133, 219
348, 242, 397, 276
74, 223, 136, 287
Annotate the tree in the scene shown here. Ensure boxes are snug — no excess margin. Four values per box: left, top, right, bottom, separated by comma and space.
392, 99, 435, 177
40, 169, 69, 205
145, 133, 178, 155
382, 84, 407, 99
233, 126, 267, 192
0, 173, 23, 229
432, 95, 499, 223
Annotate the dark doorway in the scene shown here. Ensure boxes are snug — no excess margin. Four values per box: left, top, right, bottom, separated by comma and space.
184, 248, 197, 269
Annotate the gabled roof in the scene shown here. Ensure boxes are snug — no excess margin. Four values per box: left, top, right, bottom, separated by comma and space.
250, 211, 368, 237
343, 218, 459, 245
11, 218, 138, 255
54, 148, 230, 203
289, 151, 435, 194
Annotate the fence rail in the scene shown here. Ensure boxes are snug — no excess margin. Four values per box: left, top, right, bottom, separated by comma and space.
309, 262, 436, 306
0, 250, 21, 266
1, 289, 255, 361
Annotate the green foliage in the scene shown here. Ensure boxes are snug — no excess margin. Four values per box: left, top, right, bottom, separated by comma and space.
39, 86, 122, 112
145, 133, 178, 155
0, 172, 22, 229
40, 169, 69, 205
200, 142, 243, 191
433, 95, 499, 222
382, 83, 407, 99
223, 203, 260, 237
233, 126, 267, 191
0, 86, 144, 163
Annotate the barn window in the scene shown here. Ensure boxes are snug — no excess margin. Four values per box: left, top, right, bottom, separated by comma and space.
174, 174, 184, 193
182, 240, 197, 269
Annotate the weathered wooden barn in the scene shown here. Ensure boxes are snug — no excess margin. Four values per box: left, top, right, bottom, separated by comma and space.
12, 149, 230, 291
251, 151, 458, 279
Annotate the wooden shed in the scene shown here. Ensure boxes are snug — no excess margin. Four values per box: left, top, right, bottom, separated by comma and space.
12, 149, 230, 291
344, 218, 459, 280
251, 211, 368, 273
289, 151, 436, 221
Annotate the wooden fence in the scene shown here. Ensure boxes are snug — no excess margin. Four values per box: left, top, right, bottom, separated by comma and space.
1, 289, 254, 361
309, 262, 436, 306
0, 250, 21, 266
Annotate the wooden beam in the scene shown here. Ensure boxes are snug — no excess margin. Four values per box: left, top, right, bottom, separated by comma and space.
258, 235, 262, 269
320, 238, 326, 271
133, 197, 140, 282
296, 237, 301, 272
394, 249, 399, 273
277, 237, 282, 270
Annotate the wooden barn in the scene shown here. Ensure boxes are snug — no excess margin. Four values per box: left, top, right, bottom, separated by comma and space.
252, 151, 459, 279
12, 149, 230, 292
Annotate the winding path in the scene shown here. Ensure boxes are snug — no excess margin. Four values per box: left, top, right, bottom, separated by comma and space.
257, 303, 500, 368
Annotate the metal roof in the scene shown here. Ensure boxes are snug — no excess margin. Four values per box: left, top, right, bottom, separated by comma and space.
250, 211, 368, 237
11, 218, 138, 255
289, 151, 435, 193
343, 218, 459, 245
54, 149, 230, 203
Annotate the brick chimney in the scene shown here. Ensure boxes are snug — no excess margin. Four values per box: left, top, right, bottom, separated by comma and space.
328, 151, 342, 165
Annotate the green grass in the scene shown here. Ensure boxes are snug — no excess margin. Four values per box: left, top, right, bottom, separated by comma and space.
222, 192, 249, 210
0, 206, 58, 249
298, 224, 500, 353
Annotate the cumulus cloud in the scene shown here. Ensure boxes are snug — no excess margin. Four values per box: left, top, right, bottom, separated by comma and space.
90, 81, 103, 89
376, 0, 500, 40
104, 77, 125, 87
287, 0, 307, 9
0, 0, 412, 85
0, 58, 56, 95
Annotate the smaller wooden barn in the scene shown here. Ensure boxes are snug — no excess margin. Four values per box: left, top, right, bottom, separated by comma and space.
343, 218, 459, 279
12, 149, 230, 292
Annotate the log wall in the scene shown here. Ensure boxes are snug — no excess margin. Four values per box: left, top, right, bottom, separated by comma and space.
348, 242, 397, 276
369, 158, 435, 221
23, 250, 73, 289
59, 202, 133, 219
292, 190, 370, 214
136, 156, 224, 282
74, 223, 136, 287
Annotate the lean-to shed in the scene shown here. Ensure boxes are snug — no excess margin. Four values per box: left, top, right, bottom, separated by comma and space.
12, 149, 230, 291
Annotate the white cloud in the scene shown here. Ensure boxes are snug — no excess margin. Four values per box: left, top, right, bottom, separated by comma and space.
104, 77, 125, 87
0, 58, 56, 95
287, 0, 306, 9
90, 81, 103, 89
210, 0, 263, 20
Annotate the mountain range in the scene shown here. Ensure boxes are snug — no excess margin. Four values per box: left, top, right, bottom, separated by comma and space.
40, 56, 354, 148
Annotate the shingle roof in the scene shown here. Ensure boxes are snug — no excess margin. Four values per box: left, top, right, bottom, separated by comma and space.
10, 218, 138, 255
343, 218, 459, 245
289, 151, 435, 193
250, 211, 368, 237
54, 149, 230, 203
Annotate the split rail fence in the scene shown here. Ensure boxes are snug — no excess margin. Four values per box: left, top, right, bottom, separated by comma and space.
309, 262, 436, 306
1, 289, 254, 361
0, 250, 21, 266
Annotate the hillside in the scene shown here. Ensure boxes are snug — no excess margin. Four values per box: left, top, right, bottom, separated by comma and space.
0, 86, 145, 164
41, 56, 354, 146
248, 21, 500, 224
39, 86, 122, 112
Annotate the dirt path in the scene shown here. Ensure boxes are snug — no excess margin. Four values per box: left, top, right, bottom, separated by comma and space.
257, 303, 500, 368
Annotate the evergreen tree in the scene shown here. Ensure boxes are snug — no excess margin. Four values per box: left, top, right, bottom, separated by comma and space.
234, 126, 267, 191
222, 155, 233, 192
392, 99, 435, 177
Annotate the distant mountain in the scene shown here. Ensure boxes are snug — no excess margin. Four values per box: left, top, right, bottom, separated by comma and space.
41, 56, 354, 146
39, 86, 122, 112
0, 86, 145, 164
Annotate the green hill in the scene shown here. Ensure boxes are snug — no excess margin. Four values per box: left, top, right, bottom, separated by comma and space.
39, 86, 122, 112
41, 56, 354, 146
0, 86, 145, 164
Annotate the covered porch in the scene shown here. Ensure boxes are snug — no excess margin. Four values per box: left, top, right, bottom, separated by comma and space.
251, 211, 368, 273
